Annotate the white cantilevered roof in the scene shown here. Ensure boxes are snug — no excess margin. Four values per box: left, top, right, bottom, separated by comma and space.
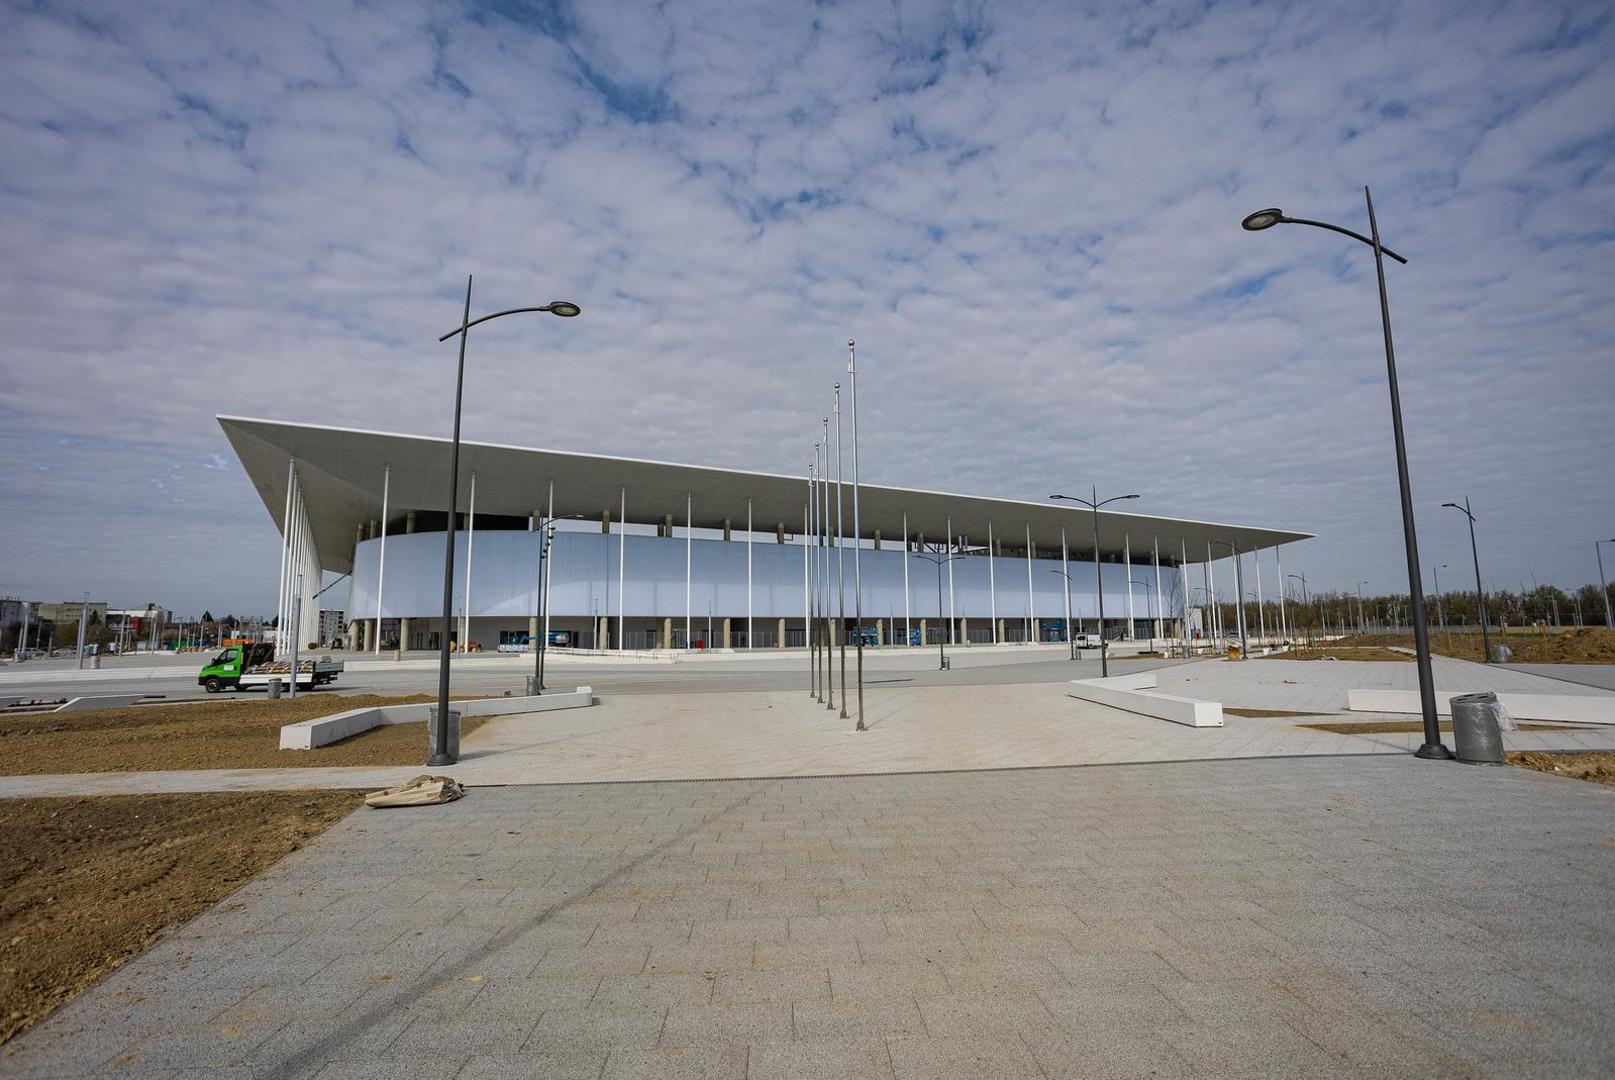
220, 415, 1313, 575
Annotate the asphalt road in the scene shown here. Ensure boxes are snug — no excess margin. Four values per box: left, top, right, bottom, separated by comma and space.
0, 649, 1198, 704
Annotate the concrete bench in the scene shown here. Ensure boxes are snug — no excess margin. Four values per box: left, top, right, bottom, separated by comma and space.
1347, 689, 1614, 726
279, 687, 596, 750
1068, 671, 1223, 728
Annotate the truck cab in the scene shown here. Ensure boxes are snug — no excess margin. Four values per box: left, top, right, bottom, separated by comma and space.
198, 643, 274, 692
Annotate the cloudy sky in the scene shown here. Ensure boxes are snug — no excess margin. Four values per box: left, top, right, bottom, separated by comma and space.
2, 0, 1612, 616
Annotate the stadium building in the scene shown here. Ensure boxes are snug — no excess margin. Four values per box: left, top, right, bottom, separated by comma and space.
219, 416, 1312, 655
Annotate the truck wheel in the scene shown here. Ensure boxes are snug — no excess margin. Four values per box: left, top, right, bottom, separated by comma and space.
204, 676, 222, 693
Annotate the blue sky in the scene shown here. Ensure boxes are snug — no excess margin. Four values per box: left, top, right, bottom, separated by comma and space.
1, 0, 1612, 616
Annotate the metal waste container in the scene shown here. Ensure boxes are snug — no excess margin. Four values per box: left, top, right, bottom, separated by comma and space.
1450, 691, 1504, 765
1491, 644, 1512, 664
429, 707, 462, 762
267, 677, 283, 699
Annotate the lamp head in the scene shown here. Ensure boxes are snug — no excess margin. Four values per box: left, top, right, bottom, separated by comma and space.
543, 301, 581, 317
1241, 208, 1286, 231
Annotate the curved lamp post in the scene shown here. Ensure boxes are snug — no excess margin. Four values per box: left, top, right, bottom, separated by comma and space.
430, 277, 579, 766
1050, 568, 1077, 659
1130, 578, 1157, 653
1442, 498, 1492, 663
1287, 572, 1310, 646
913, 543, 972, 670
1050, 489, 1140, 677
1243, 193, 1448, 759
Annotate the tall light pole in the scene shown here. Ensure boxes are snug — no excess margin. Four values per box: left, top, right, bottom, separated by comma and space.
531, 521, 556, 694
1130, 578, 1156, 653
1243, 193, 1448, 759
1050, 488, 1140, 677
847, 340, 867, 732
1050, 569, 1076, 659
1287, 572, 1310, 646
431, 277, 579, 766
1356, 581, 1369, 635
1596, 538, 1614, 631
833, 385, 847, 721
1443, 498, 1492, 664
1433, 564, 1448, 630
915, 543, 968, 670
1211, 541, 1248, 660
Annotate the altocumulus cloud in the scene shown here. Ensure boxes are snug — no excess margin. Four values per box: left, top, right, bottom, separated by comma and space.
0, 0, 1611, 613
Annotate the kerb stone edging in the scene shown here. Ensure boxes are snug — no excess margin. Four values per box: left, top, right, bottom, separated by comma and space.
278, 687, 596, 750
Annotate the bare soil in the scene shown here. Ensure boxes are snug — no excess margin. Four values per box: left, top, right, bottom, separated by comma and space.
0, 791, 360, 1045
1328, 628, 1615, 664
1223, 708, 1332, 718
1508, 750, 1615, 787
1302, 720, 1585, 735
1263, 646, 1414, 662
0, 695, 488, 775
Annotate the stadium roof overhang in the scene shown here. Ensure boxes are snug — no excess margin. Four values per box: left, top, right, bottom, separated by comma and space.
220, 415, 1314, 575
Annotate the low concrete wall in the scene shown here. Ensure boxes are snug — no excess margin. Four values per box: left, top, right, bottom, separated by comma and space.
1068, 672, 1223, 728
56, 694, 159, 712
279, 687, 596, 750
1347, 689, 1614, 726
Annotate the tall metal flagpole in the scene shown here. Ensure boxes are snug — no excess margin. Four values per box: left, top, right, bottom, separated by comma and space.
811, 444, 822, 702
848, 340, 866, 730
822, 417, 833, 710
807, 455, 817, 698
374, 464, 389, 654
834, 385, 848, 719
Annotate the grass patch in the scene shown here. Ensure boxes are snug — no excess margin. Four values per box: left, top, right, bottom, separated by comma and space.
0, 695, 489, 774
1262, 647, 1413, 662
1508, 751, 1615, 787
0, 790, 360, 1045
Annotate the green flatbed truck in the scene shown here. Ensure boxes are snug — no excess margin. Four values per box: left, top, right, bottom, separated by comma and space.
197, 644, 344, 692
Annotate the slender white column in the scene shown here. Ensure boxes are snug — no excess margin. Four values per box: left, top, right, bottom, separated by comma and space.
802, 495, 809, 649
1025, 523, 1035, 643
988, 521, 998, 644
1255, 547, 1267, 642
685, 490, 692, 649
902, 512, 911, 646
1124, 534, 1134, 640
1276, 545, 1288, 643
746, 497, 753, 649
1182, 538, 1192, 652
1061, 527, 1072, 637
1152, 535, 1163, 642
461, 472, 476, 652
374, 465, 389, 654
946, 517, 955, 642
276, 459, 295, 658
544, 480, 555, 648
617, 484, 626, 650
1205, 543, 1218, 645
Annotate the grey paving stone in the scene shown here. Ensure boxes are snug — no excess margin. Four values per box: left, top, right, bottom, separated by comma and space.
456, 1049, 609, 1079
885, 1035, 1045, 1079
658, 1001, 790, 1046
746, 1039, 897, 1080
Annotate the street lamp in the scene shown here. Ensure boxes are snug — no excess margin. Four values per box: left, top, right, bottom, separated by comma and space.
914, 543, 973, 670
1050, 488, 1140, 677
1442, 498, 1492, 664
1050, 569, 1077, 660
1243, 192, 1449, 760
1130, 578, 1156, 654
1210, 541, 1249, 660
1356, 581, 1369, 635
431, 277, 579, 766
1596, 539, 1615, 631
1287, 572, 1310, 647
1433, 564, 1449, 630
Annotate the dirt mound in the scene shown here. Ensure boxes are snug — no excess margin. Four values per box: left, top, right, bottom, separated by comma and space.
0, 695, 486, 774
1329, 628, 1615, 664
1508, 750, 1615, 786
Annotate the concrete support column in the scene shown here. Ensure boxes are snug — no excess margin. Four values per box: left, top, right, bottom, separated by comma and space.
602, 509, 612, 533
873, 530, 881, 550
597, 615, 609, 648
722, 617, 732, 648
347, 618, 361, 651
369, 519, 378, 540
723, 519, 731, 541
662, 616, 672, 649
777, 617, 786, 648
529, 614, 539, 649
997, 617, 1006, 643
877, 621, 886, 645
398, 617, 411, 652
919, 618, 927, 645
777, 524, 785, 544
405, 511, 416, 534
663, 515, 673, 538
960, 617, 969, 644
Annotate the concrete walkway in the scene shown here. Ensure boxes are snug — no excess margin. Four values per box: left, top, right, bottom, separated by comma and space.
3, 660, 1612, 797
5, 756, 1611, 1078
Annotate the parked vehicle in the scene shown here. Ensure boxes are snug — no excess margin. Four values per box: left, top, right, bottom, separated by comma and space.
1071, 632, 1102, 649
197, 643, 344, 692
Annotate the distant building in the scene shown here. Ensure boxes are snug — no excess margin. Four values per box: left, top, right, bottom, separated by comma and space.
319, 608, 346, 645
38, 601, 108, 624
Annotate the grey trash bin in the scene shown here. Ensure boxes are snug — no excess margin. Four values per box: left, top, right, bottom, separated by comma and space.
267, 677, 282, 699
429, 707, 462, 762
1450, 691, 1504, 766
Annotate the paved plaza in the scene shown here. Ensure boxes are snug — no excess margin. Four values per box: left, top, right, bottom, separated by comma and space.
5, 755, 1612, 1079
